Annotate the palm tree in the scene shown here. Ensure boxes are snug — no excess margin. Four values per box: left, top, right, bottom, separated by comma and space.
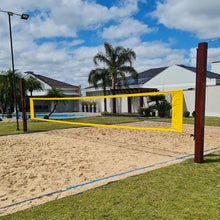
0, 69, 21, 113
46, 88, 65, 117
93, 42, 138, 113
25, 76, 43, 97
88, 68, 111, 112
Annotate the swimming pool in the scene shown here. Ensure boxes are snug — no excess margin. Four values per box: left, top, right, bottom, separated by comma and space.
4, 113, 88, 118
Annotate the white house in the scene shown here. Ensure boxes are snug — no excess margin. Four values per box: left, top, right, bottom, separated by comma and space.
83, 63, 220, 116
24, 71, 81, 113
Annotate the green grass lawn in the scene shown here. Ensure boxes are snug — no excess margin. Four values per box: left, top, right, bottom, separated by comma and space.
149, 116, 220, 127
0, 116, 220, 136
1, 150, 219, 219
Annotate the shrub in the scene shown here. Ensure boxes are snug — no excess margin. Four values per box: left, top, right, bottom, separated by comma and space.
81, 101, 85, 106
81, 101, 89, 107
44, 115, 49, 119
154, 101, 171, 117
143, 106, 154, 117
183, 111, 190, 117
137, 107, 144, 115
138, 107, 154, 117
192, 111, 196, 117
0, 118, 2, 121
6, 114, 12, 118
92, 101, 97, 107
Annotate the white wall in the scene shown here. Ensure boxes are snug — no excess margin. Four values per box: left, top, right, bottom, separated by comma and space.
183, 85, 220, 117
183, 90, 195, 115
211, 61, 220, 74
205, 86, 220, 117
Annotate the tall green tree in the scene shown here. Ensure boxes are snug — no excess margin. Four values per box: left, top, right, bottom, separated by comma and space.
0, 69, 21, 113
93, 42, 138, 113
46, 88, 65, 117
88, 68, 111, 112
25, 76, 43, 97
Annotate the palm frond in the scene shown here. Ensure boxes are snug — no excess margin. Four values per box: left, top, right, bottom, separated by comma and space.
104, 42, 114, 59
88, 68, 111, 91
117, 48, 136, 67
115, 45, 124, 55
88, 69, 102, 88
93, 53, 111, 67
117, 71, 129, 88
119, 66, 138, 83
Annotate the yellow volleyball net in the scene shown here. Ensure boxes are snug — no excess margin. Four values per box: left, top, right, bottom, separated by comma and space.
29, 90, 183, 132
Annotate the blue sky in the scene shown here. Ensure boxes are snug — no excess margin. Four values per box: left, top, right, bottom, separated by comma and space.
1, 0, 220, 88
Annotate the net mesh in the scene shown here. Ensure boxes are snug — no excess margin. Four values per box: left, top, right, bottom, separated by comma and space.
29, 90, 183, 132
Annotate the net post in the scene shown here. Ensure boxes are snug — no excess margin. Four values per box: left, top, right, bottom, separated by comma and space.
30, 98, 35, 119
194, 42, 208, 164
20, 78, 27, 131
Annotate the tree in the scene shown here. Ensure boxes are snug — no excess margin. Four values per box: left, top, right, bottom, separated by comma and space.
148, 95, 171, 117
88, 68, 111, 112
0, 69, 21, 113
93, 42, 138, 113
46, 88, 65, 117
148, 95, 166, 106
25, 76, 43, 97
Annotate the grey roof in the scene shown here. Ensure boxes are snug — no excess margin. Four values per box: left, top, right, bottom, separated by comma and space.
127, 66, 168, 85
85, 64, 220, 89
85, 66, 167, 89
25, 72, 80, 89
178, 65, 220, 79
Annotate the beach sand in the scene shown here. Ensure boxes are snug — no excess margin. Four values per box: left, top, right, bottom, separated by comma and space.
0, 121, 219, 216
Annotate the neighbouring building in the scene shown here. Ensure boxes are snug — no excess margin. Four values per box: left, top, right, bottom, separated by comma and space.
83, 63, 220, 116
24, 71, 81, 113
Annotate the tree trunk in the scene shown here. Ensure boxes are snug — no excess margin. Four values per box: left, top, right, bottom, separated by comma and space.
103, 88, 107, 112
1, 107, 4, 118
104, 98, 107, 112
48, 102, 57, 117
112, 79, 116, 114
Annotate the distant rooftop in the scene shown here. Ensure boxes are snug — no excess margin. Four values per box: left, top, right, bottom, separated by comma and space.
178, 65, 220, 79
25, 71, 80, 89
211, 60, 220, 64
85, 64, 220, 89
127, 66, 168, 85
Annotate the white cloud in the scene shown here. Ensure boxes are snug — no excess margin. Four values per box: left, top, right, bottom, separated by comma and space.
116, 38, 189, 72
1, 0, 142, 38
0, 0, 190, 89
190, 46, 220, 67
29, 17, 77, 38
38, 0, 141, 38
102, 18, 153, 39
152, 0, 220, 39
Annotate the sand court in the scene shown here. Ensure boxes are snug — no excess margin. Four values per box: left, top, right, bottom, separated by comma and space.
0, 121, 220, 216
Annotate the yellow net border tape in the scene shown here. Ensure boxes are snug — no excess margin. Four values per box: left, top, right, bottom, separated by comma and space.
30, 90, 183, 132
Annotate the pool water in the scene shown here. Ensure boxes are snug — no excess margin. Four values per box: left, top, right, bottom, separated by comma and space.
4, 114, 88, 118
